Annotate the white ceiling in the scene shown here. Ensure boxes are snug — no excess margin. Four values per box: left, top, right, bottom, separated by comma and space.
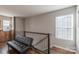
0, 5, 73, 17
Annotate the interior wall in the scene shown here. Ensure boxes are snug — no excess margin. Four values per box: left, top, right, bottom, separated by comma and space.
24, 18, 30, 31
50, 6, 76, 50
15, 17, 25, 36
76, 5, 79, 52
24, 6, 76, 50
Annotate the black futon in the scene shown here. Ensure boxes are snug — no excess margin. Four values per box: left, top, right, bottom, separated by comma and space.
7, 35, 33, 54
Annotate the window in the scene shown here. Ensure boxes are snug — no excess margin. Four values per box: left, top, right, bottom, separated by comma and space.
56, 14, 73, 40
3, 20, 11, 31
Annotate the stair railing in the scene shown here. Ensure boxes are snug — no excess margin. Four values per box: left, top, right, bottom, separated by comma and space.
24, 31, 50, 54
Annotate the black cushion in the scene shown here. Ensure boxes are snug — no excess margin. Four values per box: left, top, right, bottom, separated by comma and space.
15, 35, 33, 46
8, 41, 29, 53
7, 35, 33, 53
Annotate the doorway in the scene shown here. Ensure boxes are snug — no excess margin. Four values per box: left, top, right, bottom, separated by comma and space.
0, 16, 14, 53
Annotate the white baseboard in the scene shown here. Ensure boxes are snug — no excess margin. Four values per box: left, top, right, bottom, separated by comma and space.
53, 45, 76, 52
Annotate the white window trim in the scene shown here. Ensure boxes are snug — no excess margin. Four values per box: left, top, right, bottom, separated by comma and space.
55, 14, 74, 40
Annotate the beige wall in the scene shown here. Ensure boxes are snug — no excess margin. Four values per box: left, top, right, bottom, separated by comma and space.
24, 15, 51, 33
76, 5, 79, 52
24, 6, 76, 50
16, 17, 25, 36
24, 18, 30, 31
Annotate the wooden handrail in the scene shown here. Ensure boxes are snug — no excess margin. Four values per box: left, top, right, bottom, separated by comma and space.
24, 31, 49, 35
48, 34, 50, 54
14, 16, 16, 40
24, 31, 50, 54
